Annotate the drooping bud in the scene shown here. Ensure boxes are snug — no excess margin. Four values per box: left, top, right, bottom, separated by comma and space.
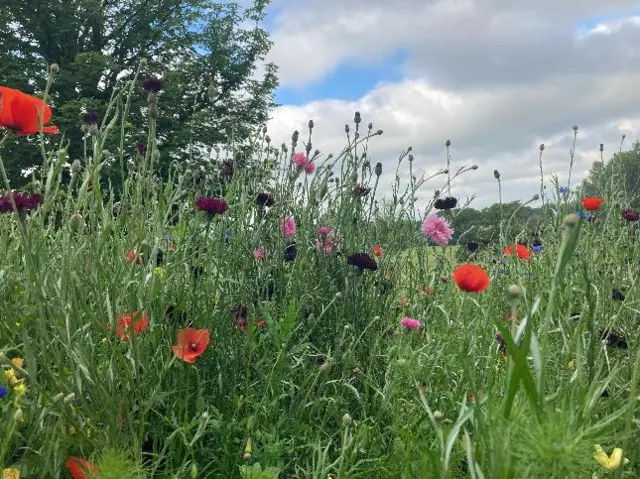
342, 413, 353, 426
494, 169, 501, 180
68, 213, 84, 232
50, 63, 60, 74
507, 284, 522, 301
539, 143, 545, 151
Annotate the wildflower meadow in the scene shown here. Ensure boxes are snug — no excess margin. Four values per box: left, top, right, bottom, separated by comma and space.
1, 64, 640, 479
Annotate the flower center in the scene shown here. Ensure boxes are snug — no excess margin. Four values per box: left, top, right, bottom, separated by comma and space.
188, 342, 199, 352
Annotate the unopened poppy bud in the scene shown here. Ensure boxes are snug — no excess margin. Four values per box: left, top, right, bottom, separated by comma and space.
342, 413, 353, 426
335, 292, 342, 298
71, 159, 82, 174
562, 213, 579, 230
308, 120, 314, 129
445, 140, 451, 147
190, 463, 198, 478
507, 284, 522, 301
152, 149, 160, 163
243, 437, 252, 462
494, 170, 501, 180
376, 129, 383, 135
433, 410, 444, 420
14, 408, 24, 422
471, 164, 478, 170
50, 63, 60, 74
375, 162, 382, 177
265, 135, 271, 144
532, 194, 540, 201
101, 149, 111, 159
344, 124, 350, 133
599, 143, 604, 152
539, 143, 545, 151
443, 169, 449, 175
354, 111, 361, 124
368, 122, 373, 130
63, 393, 76, 404
68, 213, 84, 232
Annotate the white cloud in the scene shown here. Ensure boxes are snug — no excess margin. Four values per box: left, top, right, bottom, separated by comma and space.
264, 0, 640, 208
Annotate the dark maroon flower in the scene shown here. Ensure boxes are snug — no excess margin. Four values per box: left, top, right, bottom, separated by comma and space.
0, 192, 42, 214
600, 328, 627, 349
622, 209, 640, 222
136, 142, 147, 156
612, 289, 625, 301
220, 159, 234, 179
141, 76, 164, 93
156, 249, 164, 267
256, 192, 274, 208
467, 241, 479, 252
284, 242, 298, 262
495, 333, 506, 356
195, 197, 229, 215
83, 112, 99, 126
347, 252, 378, 271
353, 184, 371, 198
231, 306, 248, 330
434, 196, 458, 210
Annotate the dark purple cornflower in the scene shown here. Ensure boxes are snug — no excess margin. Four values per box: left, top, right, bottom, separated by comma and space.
495, 333, 507, 356
600, 328, 627, 349
347, 252, 378, 271
612, 289, 625, 301
284, 242, 298, 262
195, 197, 229, 215
231, 306, 248, 330
434, 196, 458, 210
353, 184, 371, 198
467, 241, 479, 252
83, 112, 99, 126
141, 76, 164, 93
220, 159, 234, 179
136, 142, 147, 156
0, 192, 42, 214
156, 249, 164, 267
622, 209, 640, 222
256, 192, 274, 208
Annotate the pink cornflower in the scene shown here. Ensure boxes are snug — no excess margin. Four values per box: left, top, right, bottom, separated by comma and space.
422, 215, 453, 246
292, 152, 315, 175
400, 317, 421, 330
253, 247, 264, 261
315, 226, 339, 254
304, 160, 316, 174
292, 152, 308, 168
317, 226, 330, 235
280, 216, 297, 238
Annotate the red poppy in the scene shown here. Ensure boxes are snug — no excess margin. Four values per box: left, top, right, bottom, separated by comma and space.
256, 319, 266, 329
126, 250, 142, 264
452, 264, 490, 293
0, 86, 59, 135
503, 244, 531, 261
582, 197, 603, 211
371, 245, 383, 257
109, 311, 149, 341
172, 328, 210, 363
66, 456, 99, 479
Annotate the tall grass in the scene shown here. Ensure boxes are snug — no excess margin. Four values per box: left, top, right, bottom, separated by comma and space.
0, 67, 638, 478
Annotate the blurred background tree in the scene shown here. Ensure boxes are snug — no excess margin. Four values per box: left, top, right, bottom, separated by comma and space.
0, 0, 278, 191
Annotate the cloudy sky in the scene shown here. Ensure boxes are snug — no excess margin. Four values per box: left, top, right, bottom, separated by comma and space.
257, 0, 640, 209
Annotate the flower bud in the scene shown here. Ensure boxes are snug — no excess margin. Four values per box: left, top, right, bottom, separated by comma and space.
493, 169, 501, 180
50, 63, 60, 74
342, 413, 353, 426
71, 159, 82, 174
190, 463, 198, 478
562, 213, 579, 230
14, 408, 24, 422
68, 213, 84, 232
539, 143, 545, 151
308, 120, 314, 129
432, 410, 444, 420
445, 140, 451, 147
375, 162, 382, 177
507, 284, 522, 301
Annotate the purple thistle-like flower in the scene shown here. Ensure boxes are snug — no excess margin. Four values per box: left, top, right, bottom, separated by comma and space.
622, 209, 640, 222
0, 192, 42, 214
141, 76, 164, 93
136, 142, 147, 156
195, 197, 229, 215
83, 112, 99, 126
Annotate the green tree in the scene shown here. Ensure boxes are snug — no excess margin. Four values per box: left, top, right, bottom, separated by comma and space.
583, 141, 640, 206
0, 0, 278, 189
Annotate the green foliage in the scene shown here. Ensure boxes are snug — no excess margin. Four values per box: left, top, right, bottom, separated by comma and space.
0, 0, 278, 188
584, 142, 640, 205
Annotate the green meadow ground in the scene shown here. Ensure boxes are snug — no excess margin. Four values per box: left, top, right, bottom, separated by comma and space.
1, 73, 639, 479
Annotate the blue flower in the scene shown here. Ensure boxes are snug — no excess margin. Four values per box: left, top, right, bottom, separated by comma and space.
575, 208, 591, 221
225, 229, 233, 239
532, 245, 544, 253
0, 385, 8, 398
559, 185, 569, 194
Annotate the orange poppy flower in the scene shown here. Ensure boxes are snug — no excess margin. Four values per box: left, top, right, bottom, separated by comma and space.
110, 311, 149, 341
66, 457, 99, 479
0, 86, 59, 135
452, 264, 490, 293
126, 250, 142, 264
371, 245, 383, 257
172, 328, 210, 363
503, 244, 531, 261
582, 197, 603, 211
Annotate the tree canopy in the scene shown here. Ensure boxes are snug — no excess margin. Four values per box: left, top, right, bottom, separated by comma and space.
0, 0, 278, 187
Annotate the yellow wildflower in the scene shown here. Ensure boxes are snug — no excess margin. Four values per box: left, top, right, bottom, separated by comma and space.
10, 358, 23, 368
594, 444, 629, 470
4, 368, 18, 386
69, 426, 77, 435
13, 383, 26, 397
154, 267, 164, 280
568, 359, 576, 371
2, 468, 21, 479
